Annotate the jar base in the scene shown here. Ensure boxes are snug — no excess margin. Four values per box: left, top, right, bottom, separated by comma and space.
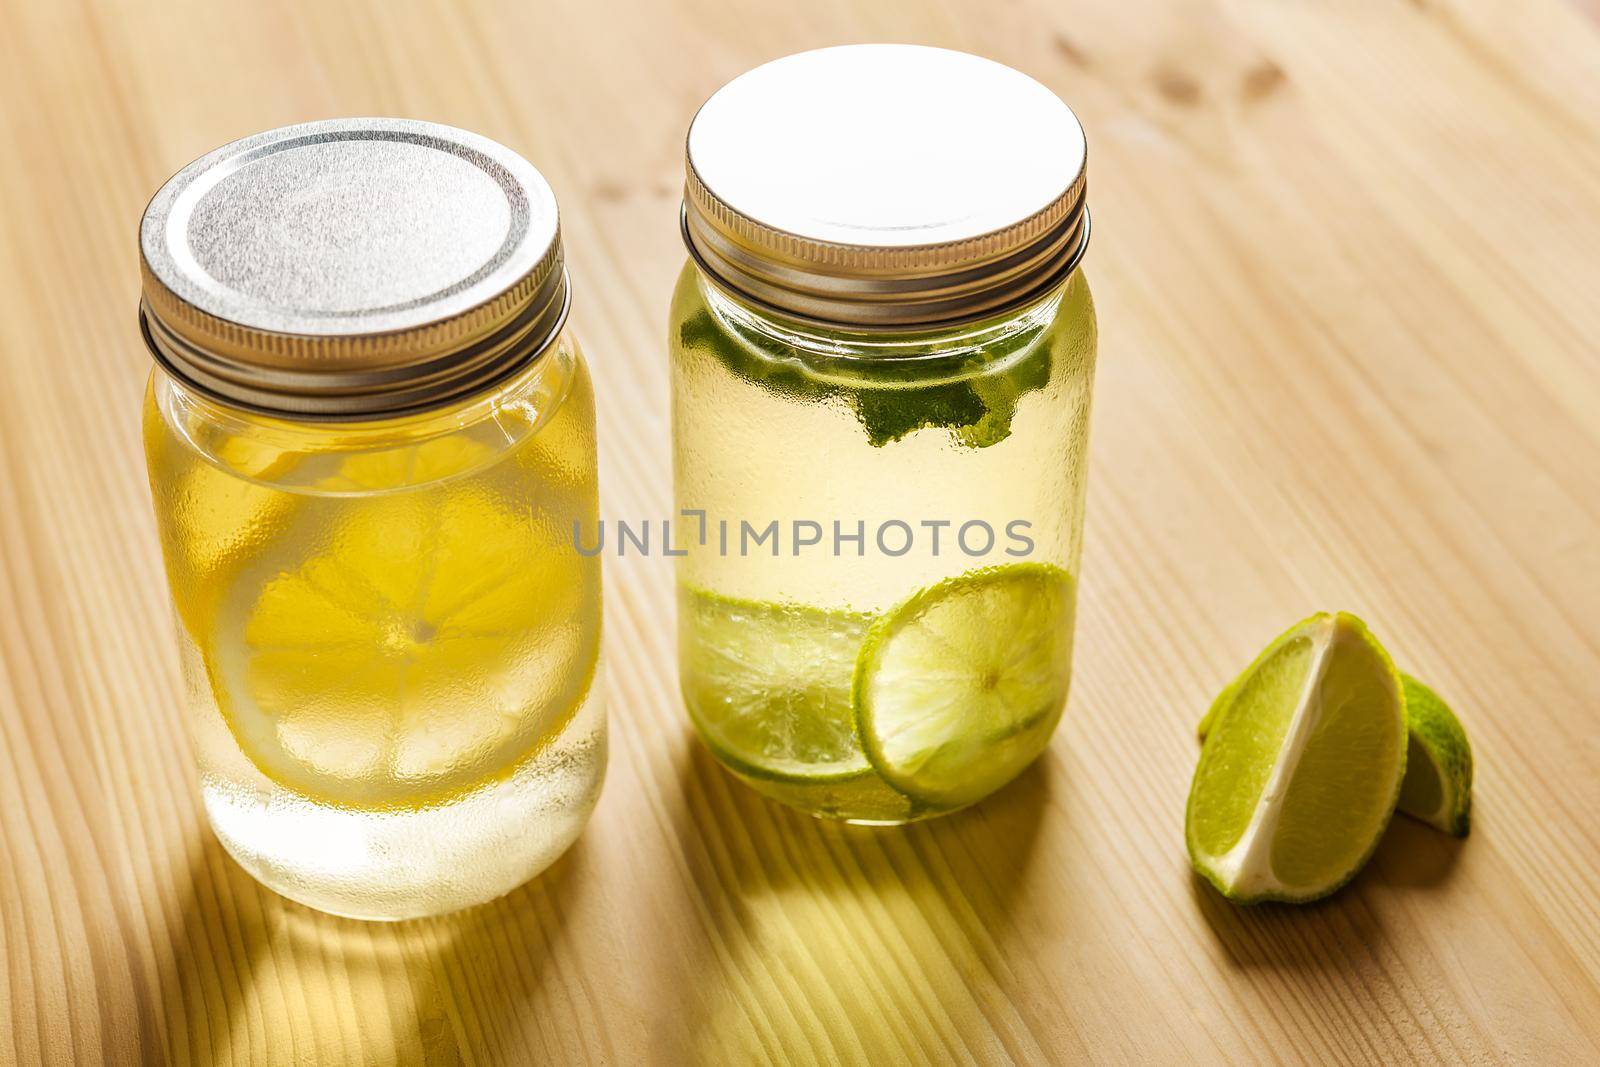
201, 698, 605, 921
712, 754, 971, 827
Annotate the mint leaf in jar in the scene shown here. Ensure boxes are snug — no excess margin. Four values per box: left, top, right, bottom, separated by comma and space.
676, 307, 1053, 449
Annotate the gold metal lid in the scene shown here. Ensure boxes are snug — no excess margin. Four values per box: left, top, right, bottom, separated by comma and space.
682, 45, 1089, 330
139, 118, 569, 418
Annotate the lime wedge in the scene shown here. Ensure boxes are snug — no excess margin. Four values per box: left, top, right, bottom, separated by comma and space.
853, 563, 1075, 809
1397, 676, 1473, 837
1199, 668, 1472, 838
1186, 612, 1407, 903
678, 587, 873, 783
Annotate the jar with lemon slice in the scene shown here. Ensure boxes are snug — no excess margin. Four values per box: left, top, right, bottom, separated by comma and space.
671, 48, 1098, 822
140, 119, 603, 919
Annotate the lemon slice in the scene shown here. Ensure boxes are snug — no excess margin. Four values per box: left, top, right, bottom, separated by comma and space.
853, 564, 1075, 809
206, 488, 599, 809
1186, 613, 1407, 903
679, 587, 872, 783
164, 456, 291, 589
318, 435, 496, 493
145, 397, 302, 641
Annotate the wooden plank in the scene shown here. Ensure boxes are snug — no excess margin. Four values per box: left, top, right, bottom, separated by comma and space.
0, 0, 1597, 1062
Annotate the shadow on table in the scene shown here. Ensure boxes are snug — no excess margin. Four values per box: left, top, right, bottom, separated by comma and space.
1367, 814, 1466, 888
151, 827, 587, 1066
1188, 813, 1465, 971
662, 733, 1058, 1063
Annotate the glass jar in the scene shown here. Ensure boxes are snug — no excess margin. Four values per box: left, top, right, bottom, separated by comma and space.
139, 119, 604, 919
670, 46, 1097, 824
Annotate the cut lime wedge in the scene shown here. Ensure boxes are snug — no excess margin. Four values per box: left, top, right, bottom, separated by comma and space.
678, 587, 873, 783
1199, 668, 1472, 838
1397, 676, 1473, 837
1186, 612, 1407, 903
853, 563, 1075, 809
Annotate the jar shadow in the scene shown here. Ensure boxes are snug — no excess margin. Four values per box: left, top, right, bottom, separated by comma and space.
151, 825, 588, 1065
664, 733, 1055, 1064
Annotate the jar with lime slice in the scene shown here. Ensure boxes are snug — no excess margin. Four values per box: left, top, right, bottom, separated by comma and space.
671, 46, 1098, 822
139, 119, 603, 919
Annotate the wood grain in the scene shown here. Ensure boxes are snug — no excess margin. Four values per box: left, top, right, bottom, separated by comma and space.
2, 0, 1599, 1063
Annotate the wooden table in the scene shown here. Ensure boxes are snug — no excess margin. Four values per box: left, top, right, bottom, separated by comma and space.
3, 1, 1599, 1063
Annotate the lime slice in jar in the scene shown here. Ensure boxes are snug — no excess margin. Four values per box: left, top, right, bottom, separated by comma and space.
678, 587, 874, 784
852, 564, 1076, 809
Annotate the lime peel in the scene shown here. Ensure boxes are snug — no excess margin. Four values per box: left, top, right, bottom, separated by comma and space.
1397, 676, 1473, 837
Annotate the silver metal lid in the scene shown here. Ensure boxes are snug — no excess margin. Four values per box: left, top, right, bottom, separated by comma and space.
682, 45, 1089, 330
139, 117, 569, 418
